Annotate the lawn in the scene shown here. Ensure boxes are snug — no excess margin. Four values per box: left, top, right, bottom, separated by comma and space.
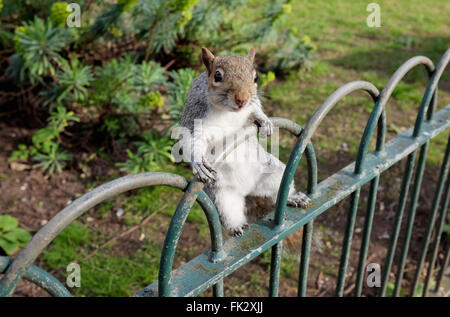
267, 0, 450, 170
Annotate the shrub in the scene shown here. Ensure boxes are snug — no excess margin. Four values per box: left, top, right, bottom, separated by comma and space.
2, 0, 315, 174
116, 131, 175, 173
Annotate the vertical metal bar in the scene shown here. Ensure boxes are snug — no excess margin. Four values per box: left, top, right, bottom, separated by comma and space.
336, 189, 361, 296
434, 239, 449, 292
379, 151, 417, 296
158, 180, 204, 296
298, 221, 314, 297
355, 176, 379, 296
422, 174, 450, 297
410, 135, 450, 296
268, 123, 318, 298
394, 142, 429, 296
213, 280, 224, 297
269, 241, 283, 297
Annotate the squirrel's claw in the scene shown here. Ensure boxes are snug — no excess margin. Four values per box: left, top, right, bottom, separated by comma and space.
258, 119, 274, 138
202, 157, 217, 174
232, 223, 249, 237
193, 157, 216, 183
287, 192, 311, 209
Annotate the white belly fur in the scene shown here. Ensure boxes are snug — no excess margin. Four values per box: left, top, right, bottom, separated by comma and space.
201, 102, 270, 195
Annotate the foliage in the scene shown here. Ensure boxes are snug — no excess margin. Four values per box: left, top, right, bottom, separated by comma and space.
49, 1, 71, 27
9, 105, 78, 174
258, 71, 276, 89
385, 281, 434, 297
32, 143, 72, 174
91, 56, 167, 137
0, 215, 32, 255
116, 131, 175, 174
443, 213, 450, 235
2, 0, 314, 174
9, 17, 70, 83
166, 68, 197, 124
52, 58, 94, 104
270, 33, 316, 73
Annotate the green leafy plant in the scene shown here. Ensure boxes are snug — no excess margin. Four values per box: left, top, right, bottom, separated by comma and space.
31, 105, 79, 154
135, 61, 167, 93
0, 215, 32, 255
268, 32, 316, 74
9, 105, 78, 173
385, 281, 434, 297
32, 143, 72, 174
90, 55, 167, 114
443, 213, 450, 235
166, 68, 196, 123
259, 71, 276, 89
49, 1, 71, 27
8, 144, 30, 162
55, 58, 94, 103
117, 131, 175, 174
90, 56, 168, 139
9, 17, 70, 83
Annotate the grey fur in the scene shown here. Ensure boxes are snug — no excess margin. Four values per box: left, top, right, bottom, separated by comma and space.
180, 72, 209, 132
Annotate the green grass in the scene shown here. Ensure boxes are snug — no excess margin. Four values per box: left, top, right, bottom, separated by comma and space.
385, 281, 434, 297
42, 221, 162, 296
259, 248, 300, 279
264, 0, 450, 167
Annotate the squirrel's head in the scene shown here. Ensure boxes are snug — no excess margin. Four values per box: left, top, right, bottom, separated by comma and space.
202, 47, 258, 112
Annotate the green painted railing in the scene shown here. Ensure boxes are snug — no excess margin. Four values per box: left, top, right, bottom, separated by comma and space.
1, 49, 449, 297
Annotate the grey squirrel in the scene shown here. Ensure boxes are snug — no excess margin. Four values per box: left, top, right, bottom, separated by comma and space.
179, 48, 311, 236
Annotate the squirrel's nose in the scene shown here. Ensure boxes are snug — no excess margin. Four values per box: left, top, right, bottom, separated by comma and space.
234, 93, 249, 107
235, 98, 248, 107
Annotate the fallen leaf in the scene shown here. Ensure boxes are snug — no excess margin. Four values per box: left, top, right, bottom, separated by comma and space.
10, 162, 31, 171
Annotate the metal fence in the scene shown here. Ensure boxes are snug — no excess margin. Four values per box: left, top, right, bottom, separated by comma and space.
1, 49, 449, 297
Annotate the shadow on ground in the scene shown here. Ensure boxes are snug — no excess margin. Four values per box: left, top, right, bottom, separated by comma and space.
329, 35, 450, 92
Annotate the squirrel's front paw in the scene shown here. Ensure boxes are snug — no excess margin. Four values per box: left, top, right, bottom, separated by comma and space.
257, 119, 274, 138
232, 223, 249, 237
193, 156, 217, 183
287, 192, 311, 209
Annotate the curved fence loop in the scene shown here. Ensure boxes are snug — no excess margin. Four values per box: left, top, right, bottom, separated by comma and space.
0, 172, 223, 297
355, 55, 435, 174
0, 256, 71, 297
158, 180, 206, 296
413, 48, 450, 136
274, 81, 380, 229
157, 118, 318, 296
270, 118, 318, 195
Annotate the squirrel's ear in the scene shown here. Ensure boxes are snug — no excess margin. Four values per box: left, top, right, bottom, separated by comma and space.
247, 48, 256, 63
202, 48, 215, 73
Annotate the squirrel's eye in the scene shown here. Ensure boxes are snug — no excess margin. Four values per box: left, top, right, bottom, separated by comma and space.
254, 73, 258, 83
214, 71, 222, 82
